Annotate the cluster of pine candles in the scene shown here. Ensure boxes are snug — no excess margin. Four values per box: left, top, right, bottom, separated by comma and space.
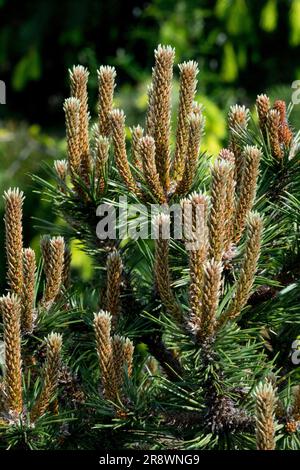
0, 45, 299, 450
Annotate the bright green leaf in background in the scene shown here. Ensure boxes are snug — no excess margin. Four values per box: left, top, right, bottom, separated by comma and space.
215, 0, 251, 35
221, 41, 238, 82
260, 0, 278, 32
215, 0, 229, 18
227, 0, 250, 36
290, 0, 300, 46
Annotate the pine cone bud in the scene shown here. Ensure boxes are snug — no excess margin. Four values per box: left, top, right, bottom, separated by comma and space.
98, 65, 116, 137
22, 248, 36, 333
69, 65, 91, 178
173, 60, 199, 181
146, 45, 175, 190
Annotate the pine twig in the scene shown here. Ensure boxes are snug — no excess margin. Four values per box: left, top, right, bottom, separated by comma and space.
146, 45, 175, 190
228, 104, 249, 193
256, 94, 270, 137
31, 333, 62, 421
139, 135, 166, 203
54, 159, 68, 192
130, 125, 144, 172
63, 97, 81, 179
69, 65, 91, 179
176, 111, 204, 195
0, 294, 22, 414
184, 194, 209, 331
208, 161, 232, 262
110, 109, 141, 195
198, 259, 222, 342
254, 382, 276, 450
106, 251, 123, 328
95, 135, 109, 195
218, 149, 236, 252
273, 100, 293, 147
94, 311, 113, 399
62, 244, 72, 289
291, 385, 300, 422
21, 248, 36, 333
267, 109, 283, 160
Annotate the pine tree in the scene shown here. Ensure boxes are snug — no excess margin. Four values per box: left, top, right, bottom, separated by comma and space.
0, 45, 300, 450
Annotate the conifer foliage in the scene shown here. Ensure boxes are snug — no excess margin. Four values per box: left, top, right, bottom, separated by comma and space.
0, 45, 300, 450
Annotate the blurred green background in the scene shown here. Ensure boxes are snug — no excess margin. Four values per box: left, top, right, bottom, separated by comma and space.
0, 0, 300, 287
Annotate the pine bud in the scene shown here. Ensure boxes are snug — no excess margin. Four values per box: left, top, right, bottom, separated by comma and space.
146, 45, 175, 190
22, 248, 36, 333
110, 109, 140, 195
291, 385, 300, 422
54, 159, 68, 181
267, 109, 283, 159
228, 104, 250, 193
111, 335, 126, 396
54, 159, 68, 191
218, 149, 236, 251
95, 136, 109, 195
63, 97, 81, 177
0, 293, 22, 413
130, 125, 144, 172
62, 244, 72, 289
254, 382, 276, 450
273, 100, 293, 147
3, 188, 24, 295
208, 161, 232, 262
139, 136, 166, 203
187, 194, 209, 330
219, 212, 262, 326
176, 112, 204, 195
41, 236, 65, 309
233, 146, 261, 243
110, 335, 134, 399
198, 259, 222, 341
94, 311, 113, 399
123, 337, 134, 377
69, 65, 91, 178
